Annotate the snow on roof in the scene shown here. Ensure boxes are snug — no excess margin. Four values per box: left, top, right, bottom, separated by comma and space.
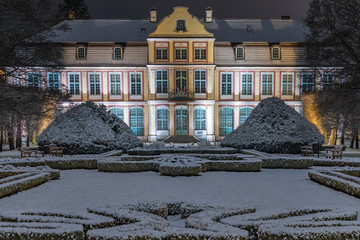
51, 18, 307, 43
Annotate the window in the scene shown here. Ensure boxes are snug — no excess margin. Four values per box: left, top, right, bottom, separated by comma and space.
76, 46, 86, 60
130, 73, 142, 95
235, 47, 245, 60
176, 19, 186, 31
194, 109, 206, 130
301, 73, 314, 93
69, 73, 80, 95
240, 107, 253, 125
194, 70, 206, 93
27, 73, 39, 87
156, 70, 168, 93
89, 73, 101, 95
271, 46, 281, 59
13, 72, 20, 86
221, 73, 232, 95
156, 48, 168, 60
261, 73, 273, 95
194, 48, 206, 60
241, 73, 252, 95
175, 48, 187, 60
322, 73, 335, 90
113, 47, 123, 60
109, 73, 121, 95
130, 108, 144, 136
157, 109, 168, 130
109, 107, 123, 120
219, 107, 233, 136
48, 73, 60, 90
282, 73, 293, 95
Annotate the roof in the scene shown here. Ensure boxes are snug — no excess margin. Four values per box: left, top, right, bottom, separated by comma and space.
50, 19, 307, 43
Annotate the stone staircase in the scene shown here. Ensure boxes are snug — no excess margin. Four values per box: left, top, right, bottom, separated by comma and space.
163, 136, 200, 143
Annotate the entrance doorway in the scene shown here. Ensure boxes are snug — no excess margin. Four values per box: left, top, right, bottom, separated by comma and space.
175, 108, 188, 135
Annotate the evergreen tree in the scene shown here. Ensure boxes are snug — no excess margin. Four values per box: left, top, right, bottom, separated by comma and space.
58, 0, 91, 20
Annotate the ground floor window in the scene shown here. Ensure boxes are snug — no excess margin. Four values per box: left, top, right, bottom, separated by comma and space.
219, 107, 233, 136
157, 109, 168, 130
194, 108, 206, 130
130, 107, 144, 136
109, 107, 124, 121
240, 107, 253, 125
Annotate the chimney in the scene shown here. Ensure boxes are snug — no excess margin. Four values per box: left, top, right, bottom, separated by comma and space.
205, 7, 213, 23
150, 8, 157, 23
68, 10, 75, 20
281, 16, 290, 20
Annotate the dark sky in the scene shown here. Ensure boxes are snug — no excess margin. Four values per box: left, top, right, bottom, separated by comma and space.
85, 0, 312, 22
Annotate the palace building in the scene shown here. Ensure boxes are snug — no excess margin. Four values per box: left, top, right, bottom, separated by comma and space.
13, 6, 314, 142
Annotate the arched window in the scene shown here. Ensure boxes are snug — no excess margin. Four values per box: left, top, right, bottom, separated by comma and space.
240, 107, 253, 125
219, 107, 233, 136
271, 46, 281, 60
113, 46, 123, 60
130, 107, 144, 136
176, 19, 186, 31
109, 107, 124, 121
76, 46, 86, 60
194, 108, 206, 130
235, 46, 245, 60
156, 108, 168, 130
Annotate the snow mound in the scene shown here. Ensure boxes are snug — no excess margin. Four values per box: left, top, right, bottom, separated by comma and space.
221, 97, 323, 153
38, 102, 142, 154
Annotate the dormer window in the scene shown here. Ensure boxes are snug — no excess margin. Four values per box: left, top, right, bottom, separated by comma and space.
271, 46, 281, 60
76, 46, 86, 60
176, 19, 186, 31
113, 46, 123, 60
235, 46, 245, 60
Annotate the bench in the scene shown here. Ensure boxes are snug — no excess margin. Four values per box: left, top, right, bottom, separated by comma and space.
49, 144, 64, 157
301, 144, 314, 156
325, 145, 343, 160
20, 147, 38, 158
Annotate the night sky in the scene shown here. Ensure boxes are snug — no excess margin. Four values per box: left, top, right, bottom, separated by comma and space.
85, 0, 312, 21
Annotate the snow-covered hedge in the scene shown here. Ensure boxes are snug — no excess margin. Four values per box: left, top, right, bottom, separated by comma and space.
43, 156, 98, 170
0, 158, 46, 167
204, 159, 262, 172
128, 147, 238, 155
314, 159, 360, 167
159, 160, 202, 176
221, 97, 323, 153
262, 157, 314, 169
38, 102, 142, 154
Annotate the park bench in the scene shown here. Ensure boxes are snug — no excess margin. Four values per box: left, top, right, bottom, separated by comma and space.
49, 144, 64, 157
301, 144, 314, 156
20, 147, 38, 158
325, 145, 343, 160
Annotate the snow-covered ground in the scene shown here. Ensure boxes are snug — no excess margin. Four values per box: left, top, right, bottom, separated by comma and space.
1, 168, 360, 213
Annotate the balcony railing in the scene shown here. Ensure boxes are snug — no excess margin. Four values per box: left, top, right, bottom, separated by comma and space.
169, 90, 194, 100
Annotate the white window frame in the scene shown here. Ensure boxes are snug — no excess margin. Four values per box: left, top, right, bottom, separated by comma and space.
194, 48, 206, 60
194, 70, 207, 94
130, 72, 142, 95
47, 72, 60, 90
271, 46, 281, 60
301, 73, 314, 94
261, 73, 274, 96
156, 48, 168, 60
88, 73, 101, 95
241, 73, 253, 95
235, 46, 245, 60
281, 73, 294, 96
68, 72, 81, 95
76, 46, 86, 60
221, 72, 233, 96
109, 73, 122, 95
194, 107, 207, 130
113, 46, 123, 60
239, 107, 254, 125
156, 107, 169, 130
175, 48, 187, 60
109, 107, 124, 120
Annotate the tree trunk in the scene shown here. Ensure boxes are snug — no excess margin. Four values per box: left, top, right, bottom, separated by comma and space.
0, 127, 3, 152
356, 135, 359, 149
350, 136, 355, 148
7, 128, 15, 150
16, 121, 22, 148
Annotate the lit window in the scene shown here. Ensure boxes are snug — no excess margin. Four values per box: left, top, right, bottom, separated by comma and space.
113, 47, 123, 60
219, 107, 233, 136
301, 73, 314, 93
130, 73, 142, 95
130, 107, 144, 136
69, 73, 80, 95
194, 109, 206, 130
156, 49, 168, 60
89, 73, 101, 95
27, 73, 39, 87
175, 48, 187, 60
240, 107, 253, 125
235, 47, 245, 60
156, 70, 168, 93
48, 73, 60, 90
194, 48, 206, 60
261, 73, 273, 95
109, 107, 123, 120
157, 109, 168, 130
76, 46, 86, 60
322, 73, 335, 90
176, 19, 186, 31
221, 73, 232, 95
282, 74, 293, 95
194, 70, 206, 93
241, 73, 252, 95
109, 73, 121, 95
271, 47, 281, 60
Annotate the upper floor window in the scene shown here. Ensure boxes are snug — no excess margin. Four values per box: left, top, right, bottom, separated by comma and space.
156, 70, 168, 93
69, 73, 80, 95
13, 72, 20, 86
322, 73, 335, 90
176, 19, 186, 31
113, 46, 123, 60
281, 73, 293, 95
235, 46, 245, 60
241, 73, 253, 95
221, 73, 232, 95
89, 73, 101, 95
76, 46, 86, 60
109, 107, 124, 120
156, 48, 168, 60
301, 73, 314, 93
109, 73, 121, 95
194, 70, 206, 93
194, 108, 206, 130
48, 73, 60, 90
194, 48, 206, 60
271, 46, 281, 60
130, 73, 142, 95
157, 108, 169, 130
175, 48, 187, 60
261, 73, 273, 95
27, 73, 39, 87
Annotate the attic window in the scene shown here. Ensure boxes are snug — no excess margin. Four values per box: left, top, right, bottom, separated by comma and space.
176, 19, 186, 31
235, 46, 245, 60
271, 46, 281, 60
113, 46, 123, 60
76, 46, 86, 60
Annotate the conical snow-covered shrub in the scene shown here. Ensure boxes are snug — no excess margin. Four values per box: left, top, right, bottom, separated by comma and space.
38, 102, 142, 154
220, 97, 323, 153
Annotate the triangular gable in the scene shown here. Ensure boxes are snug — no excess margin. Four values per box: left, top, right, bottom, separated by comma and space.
149, 7, 213, 38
